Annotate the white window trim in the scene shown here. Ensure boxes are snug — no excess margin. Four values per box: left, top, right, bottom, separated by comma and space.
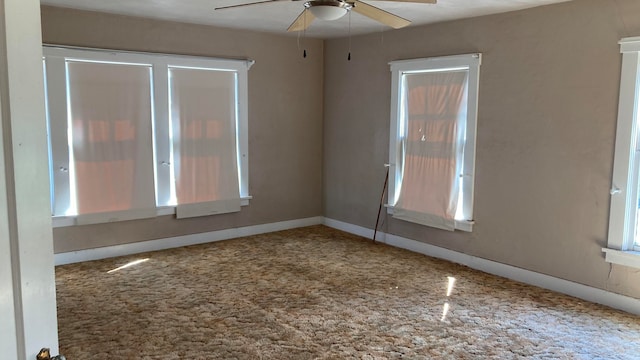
387, 53, 481, 232
604, 37, 640, 269
44, 45, 254, 227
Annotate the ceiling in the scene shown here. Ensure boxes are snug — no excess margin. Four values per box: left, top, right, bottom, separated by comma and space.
40, 0, 572, 38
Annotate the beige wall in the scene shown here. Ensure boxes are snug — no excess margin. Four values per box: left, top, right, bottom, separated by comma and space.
43, 0, 640, 300
323, 0, 640, 299
41, 6, 325, 253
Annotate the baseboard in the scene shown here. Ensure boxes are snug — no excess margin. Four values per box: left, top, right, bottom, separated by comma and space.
323, 217, 640, 316
54, 216, 324, 266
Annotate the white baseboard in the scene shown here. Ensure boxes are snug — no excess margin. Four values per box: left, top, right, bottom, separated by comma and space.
323, 217, 640, 316
54, 216, 323, 266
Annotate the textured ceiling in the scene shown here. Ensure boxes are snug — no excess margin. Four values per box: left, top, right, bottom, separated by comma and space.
41, 0, 572, 38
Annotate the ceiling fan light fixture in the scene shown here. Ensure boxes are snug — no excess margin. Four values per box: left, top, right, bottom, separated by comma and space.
305, 1, 351, 21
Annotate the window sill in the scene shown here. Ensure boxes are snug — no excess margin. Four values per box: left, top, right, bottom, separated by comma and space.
52, 196, 252, 228
385, 205, 474, 232
602, 248, 640, 269
455, 220, 474, 232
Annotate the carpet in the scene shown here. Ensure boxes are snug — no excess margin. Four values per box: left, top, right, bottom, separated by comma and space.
55, 225, 640, 359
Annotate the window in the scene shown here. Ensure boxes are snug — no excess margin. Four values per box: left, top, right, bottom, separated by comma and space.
43, 46, 253, 226
604, 37, 640, 268
168, 66, 243, 218
388, 54, 481, 232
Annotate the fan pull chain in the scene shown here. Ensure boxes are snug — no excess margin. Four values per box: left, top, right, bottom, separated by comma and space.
303, 10, 308, 58
347, 11, 352, 61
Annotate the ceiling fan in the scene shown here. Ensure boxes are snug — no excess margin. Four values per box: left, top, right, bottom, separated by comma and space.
214, 0, 437, 32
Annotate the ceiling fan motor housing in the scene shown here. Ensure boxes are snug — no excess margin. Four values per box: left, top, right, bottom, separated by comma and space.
304, 0, 352, 20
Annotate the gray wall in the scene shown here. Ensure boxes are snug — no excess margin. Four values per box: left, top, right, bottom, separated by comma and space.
323, 0, 640, 299
41, 6, 325, 253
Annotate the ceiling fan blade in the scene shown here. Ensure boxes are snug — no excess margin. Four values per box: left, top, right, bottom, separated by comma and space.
352, 0, 411, 29
214, 0, 279, 11
287, 9, 316, 32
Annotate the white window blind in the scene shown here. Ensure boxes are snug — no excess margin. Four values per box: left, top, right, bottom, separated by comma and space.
393, 70, 469, 230
66, 60, 156, 224
169, 67, 241, 218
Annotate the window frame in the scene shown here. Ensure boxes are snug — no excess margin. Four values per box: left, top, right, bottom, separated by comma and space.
43, 46, 253, 227
387, 53, 481, 232
604, 37, 640, 268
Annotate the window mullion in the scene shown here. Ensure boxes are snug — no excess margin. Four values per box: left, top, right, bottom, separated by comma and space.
236, 68, 250, 198
387, 70, 404, 211
461, 61, 481, 222
152, 61, 173, 207
45, 56, 71, 216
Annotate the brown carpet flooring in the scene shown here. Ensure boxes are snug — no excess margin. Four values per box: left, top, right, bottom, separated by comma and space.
55, 225, 640, 359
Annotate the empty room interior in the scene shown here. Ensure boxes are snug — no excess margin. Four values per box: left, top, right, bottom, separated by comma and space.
3, 0, 640, 358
